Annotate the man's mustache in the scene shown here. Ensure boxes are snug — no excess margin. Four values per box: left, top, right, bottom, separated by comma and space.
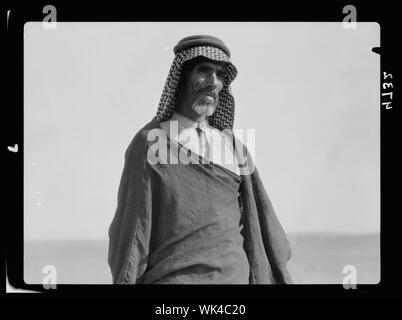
197, 88, 219, 99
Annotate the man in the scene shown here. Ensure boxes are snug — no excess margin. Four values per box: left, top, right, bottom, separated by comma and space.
108, 35, 292, 284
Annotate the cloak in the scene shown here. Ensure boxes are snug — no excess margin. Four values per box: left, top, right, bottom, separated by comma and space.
107, 117, 293, 284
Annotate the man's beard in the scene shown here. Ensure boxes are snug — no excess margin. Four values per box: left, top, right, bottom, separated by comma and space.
192, 102, 217, 117
179, 85, 219, 118
191, 93, 219, 116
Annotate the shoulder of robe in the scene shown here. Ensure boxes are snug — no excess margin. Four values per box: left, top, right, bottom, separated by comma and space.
125, 117, 162, 163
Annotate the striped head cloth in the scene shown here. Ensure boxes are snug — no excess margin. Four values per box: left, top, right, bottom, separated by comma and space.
156, 35, 238, 131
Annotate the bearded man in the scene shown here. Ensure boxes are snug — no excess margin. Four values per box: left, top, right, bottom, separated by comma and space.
108, 35, 292, 284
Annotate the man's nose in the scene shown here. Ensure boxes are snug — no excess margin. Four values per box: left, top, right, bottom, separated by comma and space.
207, 71, 219, 88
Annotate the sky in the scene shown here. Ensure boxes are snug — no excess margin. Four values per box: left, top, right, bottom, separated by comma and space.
24, 22, 380, 240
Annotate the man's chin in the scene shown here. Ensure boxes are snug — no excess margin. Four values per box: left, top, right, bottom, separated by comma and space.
193, 104, 217, 117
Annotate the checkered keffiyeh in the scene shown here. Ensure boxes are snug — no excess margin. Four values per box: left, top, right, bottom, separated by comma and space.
156, 46, 238, 131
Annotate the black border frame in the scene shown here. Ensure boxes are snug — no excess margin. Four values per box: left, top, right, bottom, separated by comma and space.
4, 2, 400, 301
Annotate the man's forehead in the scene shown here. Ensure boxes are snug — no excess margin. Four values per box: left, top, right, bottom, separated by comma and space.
191, 57, 227, 70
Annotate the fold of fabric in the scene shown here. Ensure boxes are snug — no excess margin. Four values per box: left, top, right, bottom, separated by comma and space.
108, 117, 292, 284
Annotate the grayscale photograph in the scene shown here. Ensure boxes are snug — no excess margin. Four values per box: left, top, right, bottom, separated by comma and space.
23, 22, 380, 285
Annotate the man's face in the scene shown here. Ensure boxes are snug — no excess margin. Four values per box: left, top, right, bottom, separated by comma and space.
180, 58, 226, 118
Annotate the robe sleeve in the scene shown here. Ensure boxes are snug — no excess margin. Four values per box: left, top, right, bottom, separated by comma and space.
107, 133, 153, 284
234, 134, 292, 284
250, 167, 293, 284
